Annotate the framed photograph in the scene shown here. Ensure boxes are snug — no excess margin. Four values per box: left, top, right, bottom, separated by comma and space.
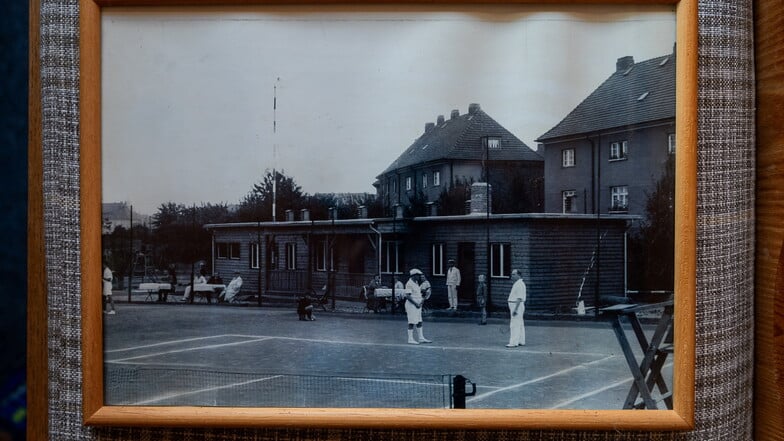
81, 0, 697, 430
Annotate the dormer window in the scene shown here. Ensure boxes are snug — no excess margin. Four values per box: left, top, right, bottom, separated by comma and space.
483, 136, 501, 149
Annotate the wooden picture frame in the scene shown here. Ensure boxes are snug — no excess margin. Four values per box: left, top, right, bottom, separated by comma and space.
80, 0, 697, 430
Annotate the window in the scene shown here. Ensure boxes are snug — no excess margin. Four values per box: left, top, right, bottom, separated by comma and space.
483, 136, 501, 149
610, 186, 629, 211
433, 171, 440, 186
285, 243, 296, 270
250, 243, 259, 269
217, 242, 240, 260
562, 190, 577, 213
266, 241, 278, 270
431, 243, 445, 276
391, 179, 396, 193
562, 148, 575, 167
668, 133, 676, 155
216, 243, 228, 259
490, 243, 511, 278
422, 174, 428, 188
609, 141, 628, 160
315, 240, 333, 272
406, 176, 412, 191
381, 241, 403, 274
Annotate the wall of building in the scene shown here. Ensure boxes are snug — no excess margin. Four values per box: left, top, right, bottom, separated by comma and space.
210, 216, 628, 312
407, 216, 627, 311
543, 122, 675, 216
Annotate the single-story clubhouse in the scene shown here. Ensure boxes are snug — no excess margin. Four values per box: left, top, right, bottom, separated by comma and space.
206, 195, 638, 312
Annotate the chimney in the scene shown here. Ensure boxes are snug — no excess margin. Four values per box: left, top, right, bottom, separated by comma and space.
451, 109, 460, 119
436, 115, 445, 125
300, 208, 310, 221
358, 205, 368, 218
426, 201, 438, 217
468, 103, 481, 114
285, 209, 294, 222
469, 182, 492, 215
394, 204, 404, 219
616, 56, 635, 72
425, 122, 435, 132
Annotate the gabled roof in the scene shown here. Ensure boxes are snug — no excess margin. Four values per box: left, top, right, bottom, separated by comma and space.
536, 54, 675, 142
380, 105, 542, 177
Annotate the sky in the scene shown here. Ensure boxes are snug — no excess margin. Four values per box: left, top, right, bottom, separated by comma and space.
101, 4, 676, 215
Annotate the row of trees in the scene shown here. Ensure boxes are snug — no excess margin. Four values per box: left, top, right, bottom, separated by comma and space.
103, 170, 381, 276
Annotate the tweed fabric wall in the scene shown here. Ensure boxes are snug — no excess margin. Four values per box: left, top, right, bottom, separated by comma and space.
40, 0, 755, 439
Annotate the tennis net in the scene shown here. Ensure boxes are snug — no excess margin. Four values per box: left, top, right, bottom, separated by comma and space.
105, 363, 455, 408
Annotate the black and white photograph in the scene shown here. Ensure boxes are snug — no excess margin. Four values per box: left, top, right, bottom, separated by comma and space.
99, 4, 679, 411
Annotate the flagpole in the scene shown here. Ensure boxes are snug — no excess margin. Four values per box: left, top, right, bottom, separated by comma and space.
272, 77, 279, 222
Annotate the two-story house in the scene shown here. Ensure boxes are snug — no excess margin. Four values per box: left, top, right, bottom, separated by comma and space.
376, 103, 544, 216
536, 52, 676, 217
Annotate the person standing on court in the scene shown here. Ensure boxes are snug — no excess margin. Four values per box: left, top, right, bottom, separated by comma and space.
445, 258, 461, 310
506, 268, 526, 347
476, 274, 487, 325
404, 268, 432, 345
102, 262, 116, 315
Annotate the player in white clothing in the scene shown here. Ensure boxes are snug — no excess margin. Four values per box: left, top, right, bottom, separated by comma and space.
403, 268, 432, 345
506, 268, 526, 347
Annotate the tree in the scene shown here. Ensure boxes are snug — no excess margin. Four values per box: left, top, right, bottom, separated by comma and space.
437, 178, 473, 216
236, 169, 307, 222
628, 156, 675, 291
149, 202, 232, 269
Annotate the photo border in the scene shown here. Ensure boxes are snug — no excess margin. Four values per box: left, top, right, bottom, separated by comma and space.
80, 0, 697, 429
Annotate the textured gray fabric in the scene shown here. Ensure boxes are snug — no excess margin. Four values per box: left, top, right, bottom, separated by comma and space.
41, 0, 755, 439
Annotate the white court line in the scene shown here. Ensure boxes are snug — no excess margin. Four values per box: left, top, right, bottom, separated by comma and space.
132, 375, 283, 405
222, 334, 609, 358
107, 337, 273, 363
105, 335, 242, 354
548, 362, 675, 409
466, 355, 617, 404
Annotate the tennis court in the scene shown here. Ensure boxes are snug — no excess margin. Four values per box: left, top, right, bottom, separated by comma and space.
103, 303, 673, 409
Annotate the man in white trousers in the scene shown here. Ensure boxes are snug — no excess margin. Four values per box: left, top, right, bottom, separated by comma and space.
506, 268, 526, 347
445, 259, 461, 310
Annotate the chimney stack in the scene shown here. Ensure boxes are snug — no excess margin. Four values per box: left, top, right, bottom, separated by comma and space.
451, 109, 460, 119
468, 103, 481, 114
300, 208, 310, 221
394, 204, 404, 219
436, 115, 445, 125
469, 182, 492, 215
426, 201, 438, 217
616, 56, 635, 72
425, 122, 435, 132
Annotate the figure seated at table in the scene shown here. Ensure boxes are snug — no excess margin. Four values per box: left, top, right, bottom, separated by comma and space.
364, 274, 387, 313
180, 274, 207, 302
218, 271, 243, 303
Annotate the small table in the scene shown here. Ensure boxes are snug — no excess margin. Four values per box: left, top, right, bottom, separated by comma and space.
373, 288, 410, 299
137, 283, 172, 302
189, 284, 226, 303
600, 300, 674, 410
